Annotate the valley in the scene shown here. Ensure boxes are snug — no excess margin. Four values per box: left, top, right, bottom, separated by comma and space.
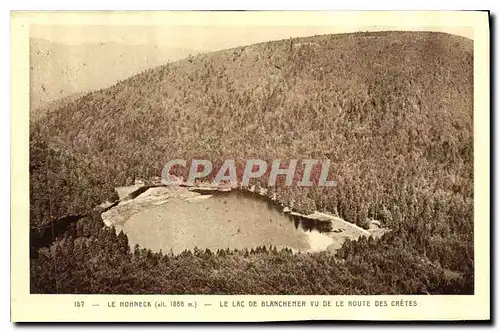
30, 30, 474, 294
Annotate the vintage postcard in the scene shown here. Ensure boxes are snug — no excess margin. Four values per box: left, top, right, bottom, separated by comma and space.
11, 11, 490, 322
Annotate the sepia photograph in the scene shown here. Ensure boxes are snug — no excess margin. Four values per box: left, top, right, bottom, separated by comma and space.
10, 10, 490, 322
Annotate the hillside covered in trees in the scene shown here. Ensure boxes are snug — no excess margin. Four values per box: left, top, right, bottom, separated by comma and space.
30, 31, 474, 294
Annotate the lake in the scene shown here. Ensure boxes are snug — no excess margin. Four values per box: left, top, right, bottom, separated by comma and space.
114, 189, 334, 254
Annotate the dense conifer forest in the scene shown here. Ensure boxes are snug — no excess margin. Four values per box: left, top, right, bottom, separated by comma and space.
30, 31, 474, 294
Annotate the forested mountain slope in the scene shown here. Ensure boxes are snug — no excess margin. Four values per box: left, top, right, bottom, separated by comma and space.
30, 31, 474, 294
